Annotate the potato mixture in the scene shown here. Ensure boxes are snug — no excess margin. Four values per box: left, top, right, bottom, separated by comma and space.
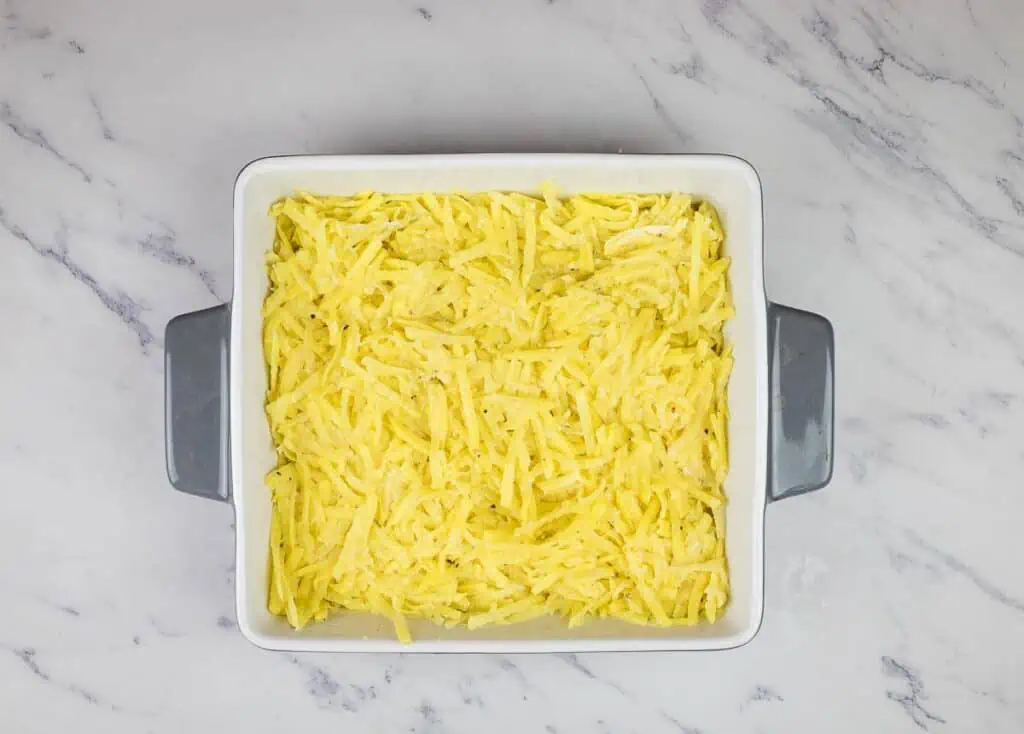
262, 186, 733, 642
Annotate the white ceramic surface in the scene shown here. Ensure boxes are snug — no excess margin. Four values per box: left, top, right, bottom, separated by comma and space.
3, 0, 1022, 731
231, 154, 768, 651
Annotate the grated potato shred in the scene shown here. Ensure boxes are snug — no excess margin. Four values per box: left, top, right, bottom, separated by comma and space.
263, 185, 733, 642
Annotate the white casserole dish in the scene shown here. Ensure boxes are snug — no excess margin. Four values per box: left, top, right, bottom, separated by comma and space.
165, 154, 833, 652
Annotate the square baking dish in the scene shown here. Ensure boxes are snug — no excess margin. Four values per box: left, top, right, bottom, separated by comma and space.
165, 154, 834, 652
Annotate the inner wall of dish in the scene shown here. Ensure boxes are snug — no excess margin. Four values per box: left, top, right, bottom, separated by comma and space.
233, 156, 767, 647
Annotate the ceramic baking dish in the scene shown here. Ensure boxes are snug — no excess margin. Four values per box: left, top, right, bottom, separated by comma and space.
164, 154, 834, 652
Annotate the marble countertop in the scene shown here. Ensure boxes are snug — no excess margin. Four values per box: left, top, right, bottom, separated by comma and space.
3, 0, 1022, 731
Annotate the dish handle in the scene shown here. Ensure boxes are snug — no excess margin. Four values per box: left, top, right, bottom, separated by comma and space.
164, 304, 232, 502
767, 303, 835, 501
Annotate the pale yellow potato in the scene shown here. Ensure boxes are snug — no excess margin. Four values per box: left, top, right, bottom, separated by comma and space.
263, 186, 733, 642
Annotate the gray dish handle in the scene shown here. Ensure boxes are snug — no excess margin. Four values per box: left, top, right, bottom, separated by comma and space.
767, 303, 835, 501
164, 304, 232, 502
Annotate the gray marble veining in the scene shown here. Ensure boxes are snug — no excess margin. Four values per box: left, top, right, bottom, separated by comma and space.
2, 0, 1022, 731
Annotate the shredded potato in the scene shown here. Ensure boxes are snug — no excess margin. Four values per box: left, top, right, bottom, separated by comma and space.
263, 185, 733, 642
